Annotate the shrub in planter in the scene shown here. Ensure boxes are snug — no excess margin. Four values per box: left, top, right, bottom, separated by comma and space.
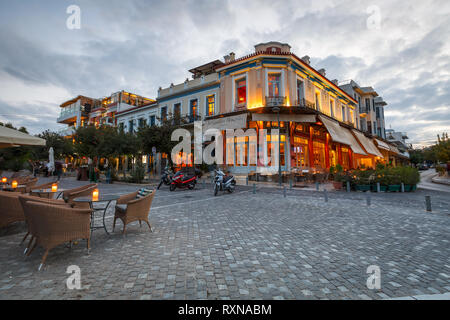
402, 167, 420, 191
353, 169, 374, 191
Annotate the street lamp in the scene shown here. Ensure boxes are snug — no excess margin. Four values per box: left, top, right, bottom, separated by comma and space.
272, 106, 282, 186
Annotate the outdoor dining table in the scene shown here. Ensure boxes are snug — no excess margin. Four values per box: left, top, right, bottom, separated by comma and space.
1, 185, 26, 192
31, 188, 67, 199
73, 194, 120, 235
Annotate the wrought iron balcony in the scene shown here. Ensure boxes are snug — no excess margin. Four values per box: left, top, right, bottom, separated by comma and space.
295, 98, 316, 110
265, 96, 287, 107
187, 114, 202, 123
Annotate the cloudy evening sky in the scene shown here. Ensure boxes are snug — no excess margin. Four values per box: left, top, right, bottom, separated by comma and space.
0, 0, 449, 147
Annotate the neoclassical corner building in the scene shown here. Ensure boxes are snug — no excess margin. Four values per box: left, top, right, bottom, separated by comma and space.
156, 41, 407, 175
57, 41, 409, 174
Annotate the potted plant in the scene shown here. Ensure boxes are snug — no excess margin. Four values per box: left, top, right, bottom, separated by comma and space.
372, 169, 388, 192
331, 164, 344, 190
403, 167, 420, 192
354, 169, 373, 192
387, 167, 402, 192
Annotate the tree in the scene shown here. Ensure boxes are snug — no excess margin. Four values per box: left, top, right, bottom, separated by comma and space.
138, 113, 189, 167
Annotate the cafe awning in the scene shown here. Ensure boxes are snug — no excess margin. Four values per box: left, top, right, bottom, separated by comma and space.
319, 116, 367, 155
389, 144, 401, 154
0, 125, 46, 149
203, 113, 248, 131
252, 113, 316, 123
375, 139, 390, 151
352, 130, 384, 158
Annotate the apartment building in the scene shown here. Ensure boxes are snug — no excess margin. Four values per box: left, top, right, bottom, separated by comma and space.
57, 91, 155, 135
339, 80, 388, 139
57, 95, 97, 137
157, 60, 223, 124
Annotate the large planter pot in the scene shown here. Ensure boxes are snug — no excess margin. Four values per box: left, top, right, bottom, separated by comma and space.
388, 185, 401, 192
333, 181, 343, 190
355, 185, 371, 192
404, 184, 413, 192
371, 184, 388, 192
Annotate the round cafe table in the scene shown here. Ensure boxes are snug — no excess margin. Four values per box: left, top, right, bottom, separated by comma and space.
1, 185, 26, 192
73, 194, 120, 235
31, 188, 67, 199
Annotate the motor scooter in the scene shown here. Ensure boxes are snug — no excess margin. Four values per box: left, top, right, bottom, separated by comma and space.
170, 170, 198, 191
157, 166, 173, 189
213, 169, 236, 196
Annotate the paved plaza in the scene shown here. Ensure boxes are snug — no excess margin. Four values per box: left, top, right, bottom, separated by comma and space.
0, 177, 449, 300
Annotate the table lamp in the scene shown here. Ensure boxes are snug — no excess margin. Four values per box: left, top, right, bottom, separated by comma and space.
12, 180, 18, 189
92, 189, 99, 201
1, 177, 6, 184
51, 183, 58, 192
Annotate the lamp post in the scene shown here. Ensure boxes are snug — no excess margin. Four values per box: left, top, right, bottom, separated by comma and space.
272, 106, 282, 186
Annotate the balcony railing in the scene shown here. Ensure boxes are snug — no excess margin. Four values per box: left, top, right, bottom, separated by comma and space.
265, 96, 287, 107
187, 114, 202, 123
295, 98, 316, 110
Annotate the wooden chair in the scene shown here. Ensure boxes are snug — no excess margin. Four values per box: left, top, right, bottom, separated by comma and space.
113, 191, 155, 234
20, 201, 92, 270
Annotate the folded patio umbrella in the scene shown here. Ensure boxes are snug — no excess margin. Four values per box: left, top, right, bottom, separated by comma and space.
0, 125, 46, 149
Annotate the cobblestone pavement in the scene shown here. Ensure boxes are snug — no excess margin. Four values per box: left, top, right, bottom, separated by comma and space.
0, 177, 449, 300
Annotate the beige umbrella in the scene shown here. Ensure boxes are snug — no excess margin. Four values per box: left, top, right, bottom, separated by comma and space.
0, 125, 46, 149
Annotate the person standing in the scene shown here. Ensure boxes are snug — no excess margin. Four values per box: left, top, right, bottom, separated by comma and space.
55, 161, 63, 181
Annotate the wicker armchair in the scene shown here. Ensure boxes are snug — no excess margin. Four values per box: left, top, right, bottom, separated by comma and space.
61, 183, 97, 202
18, 194, 71, 253
20, 201, 92, 270
113, 191, 155, 234
0, 191, 25, 229
66, 184, 98, 209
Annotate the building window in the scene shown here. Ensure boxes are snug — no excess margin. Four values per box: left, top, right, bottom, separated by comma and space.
330, 99, 335, 118
315, 92, 321, 111
173, 103, 181, 118
365, 98, 370, 111
128, 120, 134, 133
149, 115, 156, 126
236, 78, 246, 104
190, 99, 198, 116
313, 141, 326, 169
268, 73, 281, 97
373, 121, 377, 134
119, 122, 124, 131
161, 106, 167, 121
297, 79, 304, 104
293, 136, 309, 168
342, 106, 346, 122
206, 95, 215, 116
376, 107, 380, 119
138, 118, 146, 128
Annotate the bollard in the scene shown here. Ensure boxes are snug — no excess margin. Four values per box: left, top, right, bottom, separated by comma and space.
425, 196, 432, 212
366, 192, 371, 206
324, 189, 328, 202
401, 183, 405, 193
246, 176, 249, 186
283, 186, 286, 198
289, 179, 293, 190
346, 181, 351, 192
316, 182, 319, 191
377, 182, 381, 193
253, 184, 256, 194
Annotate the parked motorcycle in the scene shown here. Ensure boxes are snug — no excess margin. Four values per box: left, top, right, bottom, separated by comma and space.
157, 166, 173, 189
213, 169, 236, 196
170, 170, 198, 191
